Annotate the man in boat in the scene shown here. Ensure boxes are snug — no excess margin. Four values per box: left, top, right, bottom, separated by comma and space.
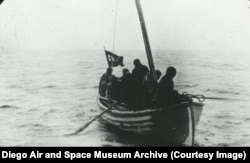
132, 59, 149, 86
99, 67, 114, 97
119, 68, 130, 81
156, 67, 180, 106
109, 68, 131, 101
131, 59, 149, 107
119, 69, 138, 107
140, 69, 162, 107
155, 69, 162, 82
105, 68, 136, 104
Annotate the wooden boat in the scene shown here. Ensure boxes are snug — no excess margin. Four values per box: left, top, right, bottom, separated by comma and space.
98, 96, 203, 146
97, 0, 205, 146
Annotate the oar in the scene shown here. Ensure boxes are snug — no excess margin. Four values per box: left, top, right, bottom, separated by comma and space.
182, 91, 234, 102
65, 101, 118, 136
204, 97, 231, 100
189, 95, 231, 101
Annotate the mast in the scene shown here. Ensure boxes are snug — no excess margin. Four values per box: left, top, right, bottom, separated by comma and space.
135, 0, 157, 81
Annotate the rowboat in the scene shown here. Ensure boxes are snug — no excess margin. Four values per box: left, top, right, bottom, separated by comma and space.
98, 95, 203, 146
97, 0, 205, 146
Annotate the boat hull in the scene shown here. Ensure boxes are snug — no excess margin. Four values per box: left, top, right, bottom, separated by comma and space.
97, 96, 204, 146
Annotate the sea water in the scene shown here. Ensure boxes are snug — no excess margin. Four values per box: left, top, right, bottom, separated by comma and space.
0, 49, 250, 146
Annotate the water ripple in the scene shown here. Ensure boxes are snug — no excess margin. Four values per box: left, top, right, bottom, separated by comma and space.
0, 105, 19, 109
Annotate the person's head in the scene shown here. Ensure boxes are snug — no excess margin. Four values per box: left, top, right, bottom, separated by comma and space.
122, 68, 129, 76
166, 67, 176, 79
106, 67, 113, 75
133, 59, 141, 67
156, 69, 162, 80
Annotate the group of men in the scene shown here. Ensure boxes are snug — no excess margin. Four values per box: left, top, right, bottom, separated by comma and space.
99, 59, 180, 109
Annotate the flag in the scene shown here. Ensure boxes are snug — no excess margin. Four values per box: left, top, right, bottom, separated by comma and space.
105, 50, 124, 67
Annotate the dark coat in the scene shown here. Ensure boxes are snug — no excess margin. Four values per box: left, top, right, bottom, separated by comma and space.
156, 75, 178, 106
132, 64, 149, 86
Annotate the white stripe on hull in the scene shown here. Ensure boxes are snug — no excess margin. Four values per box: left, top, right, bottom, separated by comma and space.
102, 116, 152, 133
102, 113, 152, 123
101, 116, 153, 127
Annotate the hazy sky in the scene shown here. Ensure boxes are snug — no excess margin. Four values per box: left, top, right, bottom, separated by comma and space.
0, 0, 250, 53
